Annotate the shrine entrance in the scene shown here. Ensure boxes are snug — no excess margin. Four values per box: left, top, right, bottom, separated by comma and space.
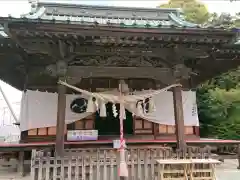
95, 103, 133, 136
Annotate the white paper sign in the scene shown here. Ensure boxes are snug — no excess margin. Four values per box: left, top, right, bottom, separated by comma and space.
113, 139, 127, 149
67, 130, 98, 141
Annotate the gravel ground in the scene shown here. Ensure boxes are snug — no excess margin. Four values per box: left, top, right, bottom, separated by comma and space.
0, 159, 239, 180
216, 159, 240, 180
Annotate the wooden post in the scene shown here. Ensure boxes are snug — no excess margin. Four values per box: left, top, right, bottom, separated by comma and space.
173, 86, 186, 151
55, 61, 67, 157
237, 144, 240, 169
17, 151, 25, 177
118, 80, 128, 178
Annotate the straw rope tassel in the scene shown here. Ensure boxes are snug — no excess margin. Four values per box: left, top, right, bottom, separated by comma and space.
86, 97, 96, 113
148, 97, 156, 113
99, 101, 107, 117
112, 104, 118, 117
137, 101, 144, 116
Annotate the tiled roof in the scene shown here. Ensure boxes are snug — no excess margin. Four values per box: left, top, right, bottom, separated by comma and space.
17, 1, 199, 28
235, 39, 240, 45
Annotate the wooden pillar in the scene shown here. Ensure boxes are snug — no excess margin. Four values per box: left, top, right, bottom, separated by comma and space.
17, 151, 25, 176
173, 86, 186, 150
237, 144, 240, 169
55, 61, 67, 157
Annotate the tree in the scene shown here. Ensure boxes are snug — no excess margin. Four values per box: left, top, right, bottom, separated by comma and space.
233, 12, 240, 27
197, 86, 240, 139
159, 0, 240, 139
196, 65, 240, 139
208, 12, 240, 28
159, 0, 210, 24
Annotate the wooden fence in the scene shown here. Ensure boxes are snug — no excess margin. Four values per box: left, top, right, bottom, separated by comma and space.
31, 147, 211, 180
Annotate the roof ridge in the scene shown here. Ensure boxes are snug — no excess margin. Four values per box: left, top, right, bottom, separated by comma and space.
33, 1, 182, 13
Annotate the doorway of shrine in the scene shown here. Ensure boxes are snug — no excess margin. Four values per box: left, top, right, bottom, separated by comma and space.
95, 103, 133, 135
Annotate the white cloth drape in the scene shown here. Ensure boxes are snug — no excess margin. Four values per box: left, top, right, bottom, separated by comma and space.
19, 89, 199, 131
20, 90, 92, 131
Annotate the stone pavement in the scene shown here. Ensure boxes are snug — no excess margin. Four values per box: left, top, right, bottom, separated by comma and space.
216, 159, 240, 180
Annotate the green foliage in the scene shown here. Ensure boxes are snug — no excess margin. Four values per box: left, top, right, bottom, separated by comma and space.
159, 0, 240, 139
208, 12, 240, 28
234, 13, 240, 27
159, 0, 240, 28
159, 0, 210, 24
197, 69, 240, 139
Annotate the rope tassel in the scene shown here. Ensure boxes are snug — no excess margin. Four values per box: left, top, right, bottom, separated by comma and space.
99, 101, 107, 117
148, 97, 156, 113
86, 97, 96, 113
137, 101, 144, 116
112, 104, 118, 117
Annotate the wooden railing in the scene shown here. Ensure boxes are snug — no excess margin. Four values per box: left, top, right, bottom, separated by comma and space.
31, 146, 212, 180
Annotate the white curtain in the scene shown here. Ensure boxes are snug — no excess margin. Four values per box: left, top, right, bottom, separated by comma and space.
20, 90, 199, 131
20, 90, 92, 131
125, 90, 198, 126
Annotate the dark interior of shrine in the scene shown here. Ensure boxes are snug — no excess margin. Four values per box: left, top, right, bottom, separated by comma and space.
95, 103, 133, 136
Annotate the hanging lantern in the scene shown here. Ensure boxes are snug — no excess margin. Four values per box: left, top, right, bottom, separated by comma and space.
99, 101, 107, 117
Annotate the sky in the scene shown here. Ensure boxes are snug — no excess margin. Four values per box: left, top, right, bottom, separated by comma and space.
0, 0, 239, 128
0, 0, 240, 17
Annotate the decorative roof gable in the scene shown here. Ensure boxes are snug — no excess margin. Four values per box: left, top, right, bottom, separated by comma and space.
0, 26, 7, 38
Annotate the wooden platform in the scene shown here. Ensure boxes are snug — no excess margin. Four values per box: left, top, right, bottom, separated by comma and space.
156, 159, 221, 180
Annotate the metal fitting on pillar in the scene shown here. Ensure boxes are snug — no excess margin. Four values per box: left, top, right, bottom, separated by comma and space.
56, 60, 67, 78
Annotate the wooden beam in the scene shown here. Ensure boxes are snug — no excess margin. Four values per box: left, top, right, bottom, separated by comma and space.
173, 86, 186, 151
67, 66, 175, 85
73, 45, 170, 58
10, 23, 234, 44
